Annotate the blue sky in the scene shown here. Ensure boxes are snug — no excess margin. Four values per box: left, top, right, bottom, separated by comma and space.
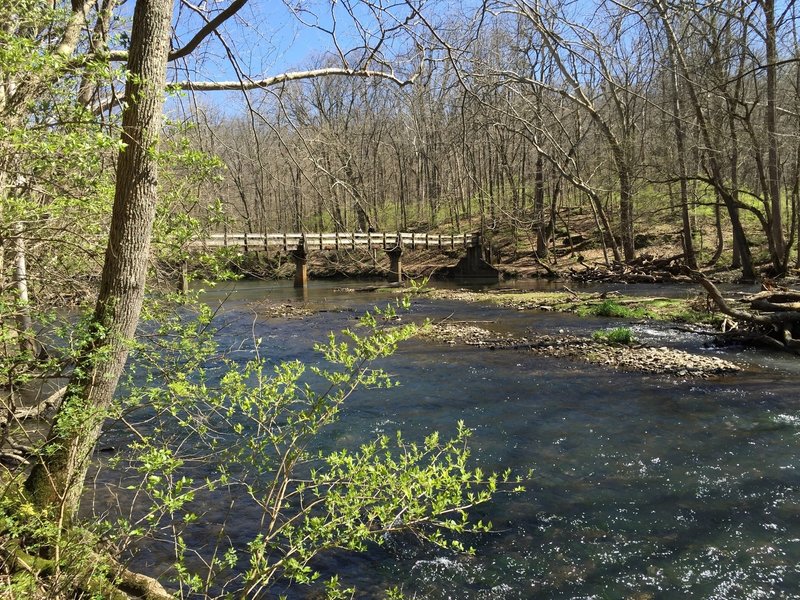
172, 0, 417, 80
161, 0, 420, 115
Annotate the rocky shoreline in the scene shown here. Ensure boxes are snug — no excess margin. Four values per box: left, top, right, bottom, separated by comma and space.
246, 285, 741, 378
420, 322, 741, 379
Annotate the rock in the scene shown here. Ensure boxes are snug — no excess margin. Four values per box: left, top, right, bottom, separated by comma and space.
420, 322, 740, 379
248, 300, 316, 319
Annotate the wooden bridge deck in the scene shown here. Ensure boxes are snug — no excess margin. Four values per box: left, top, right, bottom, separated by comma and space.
179, 230, 497, 289
199, 231, 480, 252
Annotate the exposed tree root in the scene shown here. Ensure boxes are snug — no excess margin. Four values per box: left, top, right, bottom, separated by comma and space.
0, 536, 173, 600
0, 442, 34, 466
531, 253, 560, 278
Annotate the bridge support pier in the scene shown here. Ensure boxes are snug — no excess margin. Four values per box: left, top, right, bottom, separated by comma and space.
386, 245, 403, 283
466, 245, 482, 271
453, 234, 500, 279
292, 240, 308, 288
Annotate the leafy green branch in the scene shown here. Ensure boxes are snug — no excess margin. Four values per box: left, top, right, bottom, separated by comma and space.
96, 298, 519, 598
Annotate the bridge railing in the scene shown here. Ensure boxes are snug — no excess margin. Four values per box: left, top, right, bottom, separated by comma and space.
199, 232, 480, 251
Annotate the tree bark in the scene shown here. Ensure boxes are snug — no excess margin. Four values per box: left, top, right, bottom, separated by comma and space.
534, 151, 548, 257
25, 0, 175, 521
667, 43, 697, 269
12, 221, 35, 355
763, 0, 787, 270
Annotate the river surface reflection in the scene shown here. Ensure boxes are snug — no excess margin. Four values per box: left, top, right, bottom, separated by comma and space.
104, 280, 800, 598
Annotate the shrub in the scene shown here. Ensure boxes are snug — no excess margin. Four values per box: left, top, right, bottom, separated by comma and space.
592, 327, 635, 345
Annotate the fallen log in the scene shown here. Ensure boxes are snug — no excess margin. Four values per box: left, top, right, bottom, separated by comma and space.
0, 386, 66, 430
687, 269, 800, 353
743, 290, 800, 312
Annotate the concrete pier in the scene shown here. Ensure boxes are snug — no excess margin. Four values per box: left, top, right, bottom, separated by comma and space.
386, 242, 404, 283
292, 239, 308, 288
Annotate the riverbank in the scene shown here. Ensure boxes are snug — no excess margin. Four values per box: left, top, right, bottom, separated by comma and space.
425, 287, 721, 325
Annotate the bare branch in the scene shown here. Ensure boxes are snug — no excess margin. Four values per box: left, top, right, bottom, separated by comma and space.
105, 0, 250, 63
176, 67, 418, 91
170, 0, 249, 61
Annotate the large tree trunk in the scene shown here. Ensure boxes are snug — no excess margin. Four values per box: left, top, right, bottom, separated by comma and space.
617, 162, 636, 261
667, 46, 697, 269
533, 151, 548, 257
763, 0, 786, 271
25, 0, 175, 521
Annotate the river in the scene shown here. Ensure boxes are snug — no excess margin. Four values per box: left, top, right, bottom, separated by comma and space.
99, 279, 800, 599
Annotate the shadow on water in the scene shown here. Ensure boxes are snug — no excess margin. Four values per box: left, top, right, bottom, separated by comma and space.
96, 280, 800, 599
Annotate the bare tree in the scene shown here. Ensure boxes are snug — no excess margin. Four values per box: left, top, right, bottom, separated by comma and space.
498, 0, 650, 261
652, 0, 757, 279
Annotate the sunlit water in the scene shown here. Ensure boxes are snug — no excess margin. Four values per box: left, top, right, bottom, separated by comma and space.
97, 280, 800, 599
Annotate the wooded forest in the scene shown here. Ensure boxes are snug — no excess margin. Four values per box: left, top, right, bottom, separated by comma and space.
2, 0, 800, 597
4, 0, 800, 295
184, 0, 800, 282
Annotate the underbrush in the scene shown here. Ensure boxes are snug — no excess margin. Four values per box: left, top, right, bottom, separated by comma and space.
580, 297, 720, 326
585, 299, 645, 319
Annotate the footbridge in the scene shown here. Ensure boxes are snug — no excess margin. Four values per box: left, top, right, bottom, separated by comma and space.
195, 231, 497, 287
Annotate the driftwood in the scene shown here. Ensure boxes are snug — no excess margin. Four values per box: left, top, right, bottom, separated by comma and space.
687, 269, 800, 353
1, 386, 66, 465
744, 290, 800, 312
1, 386, 65, 430
569, 253, 689, 284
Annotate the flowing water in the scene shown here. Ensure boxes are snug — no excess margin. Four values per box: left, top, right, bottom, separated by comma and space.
102, 280, 800, 599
